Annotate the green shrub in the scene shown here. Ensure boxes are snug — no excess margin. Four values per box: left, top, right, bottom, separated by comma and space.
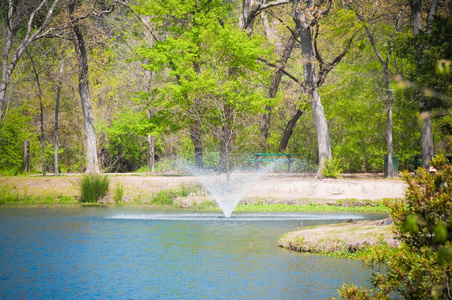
80, 174, 109, 203
321, 157, 344, 178
152, 190, 177, 205
59, 195, 76, 204
340, 155, 452, 299
114, 183, 124, 203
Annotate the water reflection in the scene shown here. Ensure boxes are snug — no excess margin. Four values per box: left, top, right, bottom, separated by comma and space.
0, 206, 386, 299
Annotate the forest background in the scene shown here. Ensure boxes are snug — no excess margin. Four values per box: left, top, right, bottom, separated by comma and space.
0, 0, 451, 177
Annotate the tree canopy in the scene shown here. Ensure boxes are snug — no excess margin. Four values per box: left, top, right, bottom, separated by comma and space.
0, 0, 450, 175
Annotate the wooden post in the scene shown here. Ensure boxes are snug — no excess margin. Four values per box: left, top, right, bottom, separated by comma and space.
24, 140, 30, 173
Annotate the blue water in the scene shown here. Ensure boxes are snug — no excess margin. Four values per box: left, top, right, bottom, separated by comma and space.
0, 206, 385, 299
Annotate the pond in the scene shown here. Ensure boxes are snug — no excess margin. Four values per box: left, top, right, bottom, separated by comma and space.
0, 206, 386, 299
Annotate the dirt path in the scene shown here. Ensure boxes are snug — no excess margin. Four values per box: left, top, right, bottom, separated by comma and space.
0, 173, 407, 201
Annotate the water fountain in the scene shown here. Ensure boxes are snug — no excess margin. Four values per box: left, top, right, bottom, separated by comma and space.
185, 158, 277, 217
194, 169, 270, 217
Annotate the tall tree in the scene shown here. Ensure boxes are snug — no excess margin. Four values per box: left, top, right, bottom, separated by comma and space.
25, 47, 46, 175
54, 31, 67, 175
0, 0, 60, 126
291, 0, 332, 177
66, 0, 118, 173
352, 2, 406, 178
409, 0, 439, 169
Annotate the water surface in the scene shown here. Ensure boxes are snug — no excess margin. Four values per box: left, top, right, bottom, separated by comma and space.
0, 206, 386, 299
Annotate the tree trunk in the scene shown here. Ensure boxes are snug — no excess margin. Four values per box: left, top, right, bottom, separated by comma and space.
278, 109, 304, 152
260, 34, 296, 149
385, 71, 394, 178
24, 140, 30, 173
147, 134, 155, 172
68, 0, 100, 174
190, 62, 204, 169
219, 104, 233, 173
410, 0, 423, 35
420, 110, 434, 169
26, 47, 46, 176
293, 0, 332, 177
410, 0, 435, 169
190, 121, 203, 169
54, 33, 67, 175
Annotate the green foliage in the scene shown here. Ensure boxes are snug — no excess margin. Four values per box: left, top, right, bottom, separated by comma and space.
114, 183, 124, 203
79, 175, 110, 203
340, 156, 452, 299
0, 107, 35, 174
234, 201, 388, 213
321, 158, 345, 178
151, 184, 198, 205
152, 190, 178, 205
397, 16, 452, 112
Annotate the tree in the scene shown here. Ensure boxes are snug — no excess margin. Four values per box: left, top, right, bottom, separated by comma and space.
54, 31, 67, 175
66, 0, 119, 173
409, 0, 441, 170
138, 1, 271, 172
292, 0, 350, 177
0, 0, 60, 126
351, 1, 406, 178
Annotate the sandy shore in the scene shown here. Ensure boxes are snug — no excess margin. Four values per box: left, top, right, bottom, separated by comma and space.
0, 173, 407, 201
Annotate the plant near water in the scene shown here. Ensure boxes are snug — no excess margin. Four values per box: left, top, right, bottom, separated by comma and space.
79, 174, 109, 203
340, 155, 452, 299
321, 158, 345, 178
114, 183, 124, 203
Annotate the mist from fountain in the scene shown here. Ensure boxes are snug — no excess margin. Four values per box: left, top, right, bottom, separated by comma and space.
185, 160, 277, 217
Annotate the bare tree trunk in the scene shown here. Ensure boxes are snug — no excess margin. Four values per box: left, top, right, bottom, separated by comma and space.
293, 0, 332, 177
68, 0, 100, 174
420, 109, 434, 169
190, 62, 204, 169
26, 47, 46, 176
410, 0, 423, 35
410, 0, 436, 169
24, 140, 30, 173
353, 7, 401, 178
219, 104, 233, 173
385, 71, 394, 177
146, 109, 155, 172
190, 121, 203, 169
54, 33, 67, 175
260, 34, 296, 149
278, 109, 304, 152
147, 135, 155, 172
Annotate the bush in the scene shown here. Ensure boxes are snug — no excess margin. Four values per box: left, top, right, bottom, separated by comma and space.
340, 155, 452, 299
114, 183, 124, 203
80, 174, 109, 203
321, 157, 344, 178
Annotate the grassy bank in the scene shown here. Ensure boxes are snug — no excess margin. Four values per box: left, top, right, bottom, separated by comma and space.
278, 219, 399, 259
0, 175, 394, 213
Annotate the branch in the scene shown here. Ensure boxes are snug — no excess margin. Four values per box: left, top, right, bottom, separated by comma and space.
268, 12, 302, 45
242, 0, 290, 31
317, 32, 357, 87
257, 57, 302, 86
313, 24, 324, 65
92, 0, 120, 17
118, 1, 160, 42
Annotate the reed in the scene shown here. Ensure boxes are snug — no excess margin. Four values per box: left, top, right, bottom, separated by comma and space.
80, 174, 109, 203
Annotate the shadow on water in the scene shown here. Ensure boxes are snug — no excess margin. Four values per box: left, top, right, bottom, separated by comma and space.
0, 206, 386, 299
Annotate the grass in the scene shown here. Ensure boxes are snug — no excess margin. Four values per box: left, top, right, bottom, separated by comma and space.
279, 219, 399, 259
80, 174, 109, 203
233, 201, 389, 213
0, 183, 78, 204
